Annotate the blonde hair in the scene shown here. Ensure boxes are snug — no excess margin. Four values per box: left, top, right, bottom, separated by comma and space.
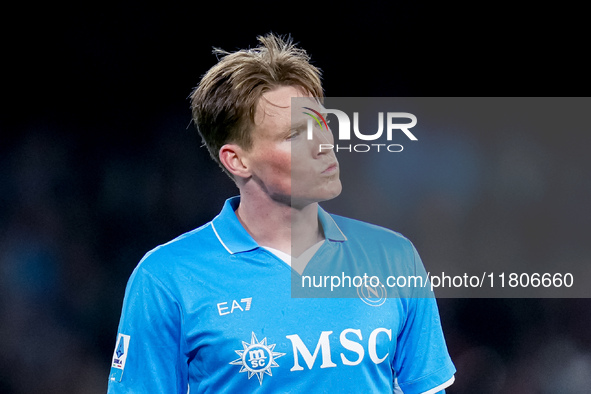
190, 33, 323, 173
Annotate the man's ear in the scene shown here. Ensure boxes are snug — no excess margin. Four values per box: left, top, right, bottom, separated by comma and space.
219, 144, 251, 179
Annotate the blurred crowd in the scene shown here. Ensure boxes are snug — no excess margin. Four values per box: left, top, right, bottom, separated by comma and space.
0, 111, 235, 392
1, 100, 590, 392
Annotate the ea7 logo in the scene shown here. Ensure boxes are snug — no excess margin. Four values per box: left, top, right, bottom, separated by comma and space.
285, 327, 392, 371
218, 297, 252, 316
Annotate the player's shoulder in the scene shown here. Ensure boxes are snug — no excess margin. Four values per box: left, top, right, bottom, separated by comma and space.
329, 212, 414, 249
135, 220, 217, 275
326, 212, 422, 283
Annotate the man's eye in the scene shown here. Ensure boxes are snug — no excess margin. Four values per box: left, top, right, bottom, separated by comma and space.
287, 130, 300, 140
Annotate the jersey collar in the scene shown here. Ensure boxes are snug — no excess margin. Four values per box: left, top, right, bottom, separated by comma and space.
317, 206, 348, 243
212, 196, 347, 254
211, 196, 259, 254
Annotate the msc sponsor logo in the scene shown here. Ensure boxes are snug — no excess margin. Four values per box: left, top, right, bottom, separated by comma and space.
286, 327, 392, 371
230, 328, 392, 383
230, 332, 285, 385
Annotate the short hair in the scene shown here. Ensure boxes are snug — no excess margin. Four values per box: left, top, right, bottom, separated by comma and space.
189, 33, 323, 174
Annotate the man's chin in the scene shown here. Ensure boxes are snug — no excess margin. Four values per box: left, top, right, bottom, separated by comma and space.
324, 181, 343, 201
291, 181, 343, 208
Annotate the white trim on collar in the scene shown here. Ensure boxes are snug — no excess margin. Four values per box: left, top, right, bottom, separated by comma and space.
211, 221, 233, 254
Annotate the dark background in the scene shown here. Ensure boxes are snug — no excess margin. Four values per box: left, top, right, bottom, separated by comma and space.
1, 2, 589, 393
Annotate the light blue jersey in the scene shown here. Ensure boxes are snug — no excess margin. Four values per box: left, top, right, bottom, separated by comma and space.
108, 197, 455, 393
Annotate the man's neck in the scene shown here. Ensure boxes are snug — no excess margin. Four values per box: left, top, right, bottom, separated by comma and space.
234, 192, 323, 257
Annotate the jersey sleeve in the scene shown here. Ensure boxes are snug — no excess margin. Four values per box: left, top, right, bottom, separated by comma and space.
107, 264, 189, 393
392, 244, 456, 394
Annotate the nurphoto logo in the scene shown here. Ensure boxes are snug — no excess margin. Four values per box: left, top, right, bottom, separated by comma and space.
301, 100, 418, 153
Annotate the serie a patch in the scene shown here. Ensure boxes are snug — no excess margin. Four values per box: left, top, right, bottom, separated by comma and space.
109, 333, 131, 382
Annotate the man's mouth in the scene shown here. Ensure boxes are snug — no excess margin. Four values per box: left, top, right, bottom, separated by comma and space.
322, 163, 338, 174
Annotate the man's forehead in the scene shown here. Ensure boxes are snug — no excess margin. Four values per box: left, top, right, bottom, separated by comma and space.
255, 87, 323, 122
293, 96, 324, 112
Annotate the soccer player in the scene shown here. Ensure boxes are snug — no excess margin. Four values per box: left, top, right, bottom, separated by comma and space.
108, 34, 456, 393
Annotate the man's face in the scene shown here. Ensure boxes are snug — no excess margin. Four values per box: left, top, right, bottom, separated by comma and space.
243, 85, 342, 208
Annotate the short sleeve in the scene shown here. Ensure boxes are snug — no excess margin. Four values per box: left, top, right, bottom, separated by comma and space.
107, 265, 188, 393
393, 245, 456, 394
